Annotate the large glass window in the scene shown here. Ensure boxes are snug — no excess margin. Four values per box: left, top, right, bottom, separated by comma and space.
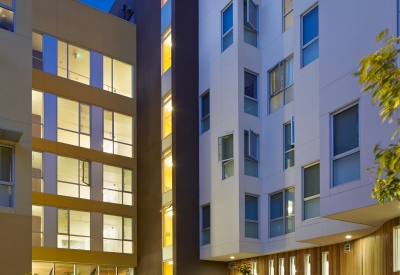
279, 258, 285, 275
284, 118, 295, 169
283, 0, 294, 31
103, 110, 133, 158
222, 3, 233, 51
57, 98, 90, 148
304, 163, 320, 220
32, 151, 43, 193
103, 215, 133, 254
103, 165, 133, 206
201, 205, 210, 245
162, 28, 172, 74
218, 133, 234, 179
0, 0, 14, 32
244, 71, 258, 116
244, 0, 258, 47
162, 149, 173, 193
32, 90, 44, 138
304, 254, 311, 275
57, 156, 90, 199
270, 187, 295, 238
332, 105, 360, 186
0, 145, 13, 208
32, 262, 133, 275
32, 205, 44, 247
103, 56, 133, 98
58, 41, 90, 85
289, 256, 296, 275
269, 259, 274, 275
322, 252, 329, 275
244, 130, 259, 177
302, 6, 319, 67
245, 195, 258, 238
57, 209, 90, 250
32, 32, 43, 70
269, 56, 294, 113
163, 206, 173, 247
200, 91, 210, 134
162, 94, 172, 139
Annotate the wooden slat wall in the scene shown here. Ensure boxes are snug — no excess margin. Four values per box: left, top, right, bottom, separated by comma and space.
228, 217, 400, 275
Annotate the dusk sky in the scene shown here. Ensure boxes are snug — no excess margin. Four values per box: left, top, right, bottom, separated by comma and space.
79, 0, 115, 12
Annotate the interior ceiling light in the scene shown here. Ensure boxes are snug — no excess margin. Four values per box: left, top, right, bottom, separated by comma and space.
346, 235, 352, 239
230, 256, 235, 259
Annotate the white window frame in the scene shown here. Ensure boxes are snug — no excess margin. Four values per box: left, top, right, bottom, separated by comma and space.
269, 187, 295, 238
244, 194, 259, 239
0, 144, 14, 208
103, 214, 133, 254
0, 0, 15, 32
301, 5, 319, 67
200, 90, 210, 134
244, 70, 259, 116
103, 165, 133, 206
57, 156, 90, 199
221, 2, 234, 52
201, 204, 211, 246
284, 119, 295, 169
57, 209, 90, 250
303, 162, 320, 220
103, 110, 133, 157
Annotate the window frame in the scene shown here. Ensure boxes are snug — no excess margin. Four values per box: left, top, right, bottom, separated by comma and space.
244, 194, 259, 239
161, 27, 172, 75
32, 32, 43, 70
32, 205, 44, 247
304, 254, 311, 275
283, 0, 294, 31
269, 187, 295, 238
301, 5, 319, 67
32, 151, 44, 193
244, 129, 259, 177
200, 90, 210, 135
103, 164, 133, 206
289, 256, 296, 275
221, 2, 234, 52
284, 118, 295, 169
0, 0, 15, 32
269, 259, 274, 275
103, 214, 133, 254
201, 204, 211, 246
162, 93, 172, 139
322, 251, 329, 275
57, 156, 90, 199
279, 258, 285, 275
103, 109, 133, 158
0, 144, 14, 208
32, 90, 44, 138
103, 55, 133, 98
244, 70, 259, 116
219, 133, 234, 179
244, 0, 258, 47
57, 209, 91, 250
303, 162, 320, 220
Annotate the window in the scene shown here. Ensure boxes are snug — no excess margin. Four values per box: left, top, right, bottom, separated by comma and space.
244, 130, 259, 177
222, 3, 233, 51
289, 256, 296, 275
162, 149, 172, 193
0, 145, 13, 207
32, 32, 43, 70
201, 205, 210, 245
218, 133, 234, 179
245, 195, 258, 238
32, 263, 134, 275
32, 205, 44, 247
57, 156, 90, 199
244, 71, 258, 116
161, 0, 168, 7
200, 91, 210, 134
103, 165, 133, 206
304, 254, 311, 275
394, 226, 400, 271
57, 209, 90, 250
163, 261, 173, 275
162, 28, 172, 74
279, 258, 284, 275
103, 56, 133, 98
284, 118, 295, 169
252, 262, 258, 275
269, 259, 274, 275
103, 110, 133, 158
322, 252, 329, 275
302, 6, 319, 67
163, 206, 173, 247
244, 0, 258, 47
162, 94, 172, 139
270, 187, 295, 237
0, 0, 14, 32
103, 215, 133, 254
58, 97, 90, 148
32, 90, 43, 138
304, 163, 320, 220
58, 41, 90, 85
32, 151, 43, 193
283, 0, 294, 31
332, 105, 360, 186
269, 56, 294, 113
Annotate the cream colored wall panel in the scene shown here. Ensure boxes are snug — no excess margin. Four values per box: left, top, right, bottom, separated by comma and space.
15, 0, 32, 38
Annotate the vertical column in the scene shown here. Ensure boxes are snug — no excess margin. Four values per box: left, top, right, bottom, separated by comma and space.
43, 206, 57, 248
43, 92, 57, 141
43, 152, 57, 195
91, 162, 103, 201
91, 212, 103, 252
91, 106, 103, 151
90, 51, 103, 89
42, 34, 58, 75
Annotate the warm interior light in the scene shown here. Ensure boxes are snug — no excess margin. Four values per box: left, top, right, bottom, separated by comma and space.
346, 235, 352, 239
230, 256, 235, 259
168, 261, 173, 265
288, 201, 293, 214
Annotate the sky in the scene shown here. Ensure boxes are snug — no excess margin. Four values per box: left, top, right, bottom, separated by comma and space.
79, 0, 115, 12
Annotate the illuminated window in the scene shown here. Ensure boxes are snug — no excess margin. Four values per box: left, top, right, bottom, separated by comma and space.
269, 259, 274, 275
163, 94, 172, 138
32, 32, 43, 70
289, 256, 296, 275
0, 0, 14, 32
103, 56, 133, 98
103, 165, 133, 206
322, 252, 329, 275
103, 215, 133, 254
279, 258, 284, 275
57, 156, 90, 199
269, 56, 294, 113
162, 28, 172, 74
163, 206, 173, 247
270, 187, 295, 238
283, 0, 294, 31
304, 254, 311, 275
284, 117, 295, 169
32, 151, 43, 192
163, 261, 173, 275
162, 150, 172, 193
0, 145, 13, 207
57, 209, 90, 250
32, 205, 43, 247
58, 41, 90, 85
103, 110, 133, 158
32, 90, 43, 138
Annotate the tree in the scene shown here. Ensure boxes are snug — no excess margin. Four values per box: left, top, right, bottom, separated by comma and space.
353, 29, 400, 204
235, 262, 253, 275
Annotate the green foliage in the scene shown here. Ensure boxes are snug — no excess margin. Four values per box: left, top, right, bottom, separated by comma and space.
235, 262, 253, 275
353, 29, 400, 204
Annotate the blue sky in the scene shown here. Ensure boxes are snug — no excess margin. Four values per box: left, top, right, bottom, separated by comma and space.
79, 0, 115, 12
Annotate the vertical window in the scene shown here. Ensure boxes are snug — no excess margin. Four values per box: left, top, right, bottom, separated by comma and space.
57, 209, 90, 250
394, 226, 400, 271
163, 206, 173, 247
244, 130, 259, 177
304, 254, 311, 275
57, 98, 90, 148
283, 0, 294, 31
162, 149, 173, 193
57, 156, 90, 199
161, 0, 168, 7
0, 0, 14, 32
244, 0, 258, 47
302, 6, 319, 67
245, 195, 258, 238
103, 56, 133, 98
103, 215, 133, 254
322, 252, 329, 275
284, 118, 294, 169
279, 258, 284, 275
289, 256, 296, 275
252, 262, 258, 275
270, 188, 295, 238
303, 163, 320, 220
269, 259, 274, 275
0, 145, 13, 207
103, 110, 133, 158
103, 165, 133, 206
218, 133, 234, 179
32, 32, 43, 70
222, 3, 233, 51
200, 91, 210, 134
163, 261, 173, 275
58, 41, 90, 85
162, 28, 172, 74
332, 105, 359, 186
269, 56, 294, 113
201, 205, 210, 245
162, 94, 172, 139
32, 205, 44, 247
32, 90, 44, 138
32, 151, 43, 193
244, 71, 258, 116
